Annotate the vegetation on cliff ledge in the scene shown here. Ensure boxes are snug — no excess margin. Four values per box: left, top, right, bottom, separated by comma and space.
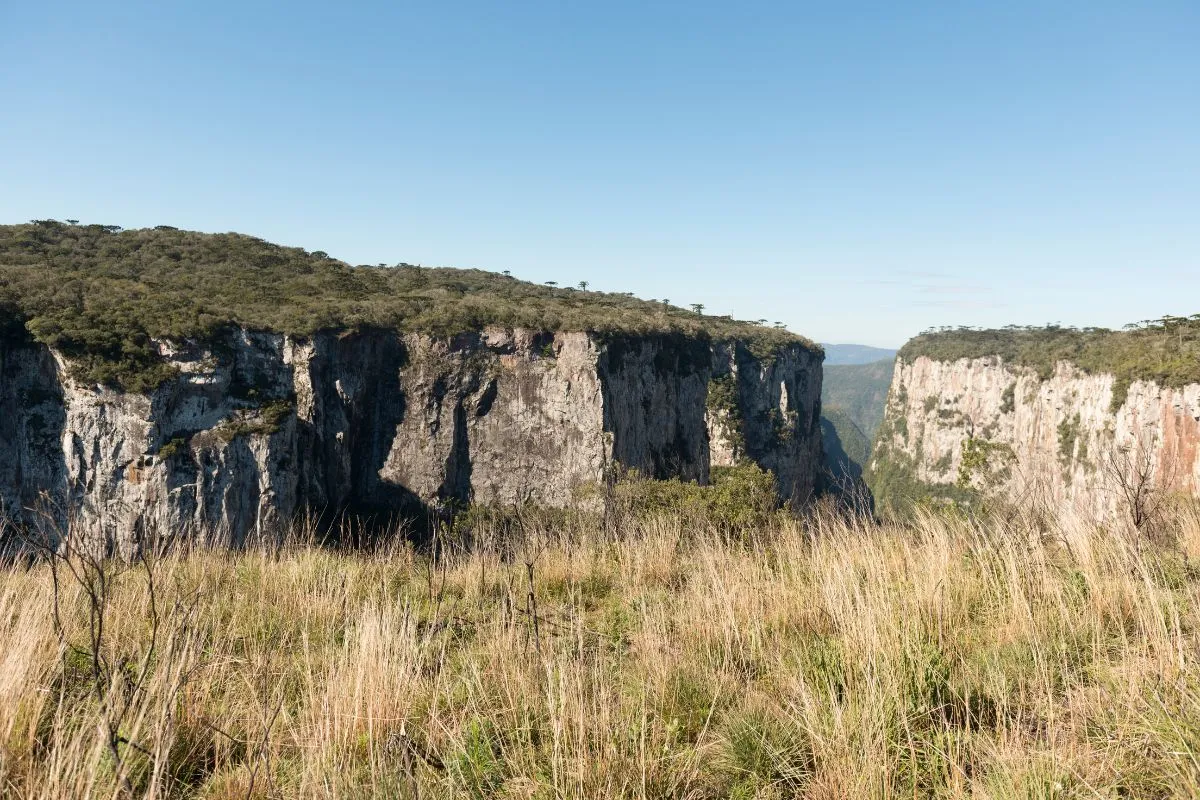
898, 319, 1200, 406
0, 221, 816, 391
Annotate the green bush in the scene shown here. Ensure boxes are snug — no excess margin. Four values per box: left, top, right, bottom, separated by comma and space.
611, 463, 781, 531
865, 440, 977, 521
1000, 381, 1016, 413
957, 436, 1015, 491
156, 437, 187, 460
216, 399, 294, 442
1057, 413, 1082, 466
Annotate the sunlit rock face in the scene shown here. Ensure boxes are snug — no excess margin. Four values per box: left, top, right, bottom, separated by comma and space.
0, 327, 823, 552
872, 355, 1200, 519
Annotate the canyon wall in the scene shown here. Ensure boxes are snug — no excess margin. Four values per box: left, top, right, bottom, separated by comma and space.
870, 355, 1200, 518
0, 327, 822, 551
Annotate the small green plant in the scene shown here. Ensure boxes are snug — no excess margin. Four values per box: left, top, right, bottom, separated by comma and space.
767, 406, 797, 443
956, 435, 1016, 494
1058, 413, 1082, 466
156, 437, 187, 460
1001, 381, 1016, 413
659, 670, 720, 745
217, 399, 294, 442
707, 374, 747, 457
715, 707, 812, 796
447, 718, 506, 798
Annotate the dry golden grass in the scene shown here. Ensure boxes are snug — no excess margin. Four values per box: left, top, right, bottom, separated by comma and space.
2, 502, 1200, 798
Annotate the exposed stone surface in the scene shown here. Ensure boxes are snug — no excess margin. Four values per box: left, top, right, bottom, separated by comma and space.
872, 355, 1200, 518
0, 327, 822, 551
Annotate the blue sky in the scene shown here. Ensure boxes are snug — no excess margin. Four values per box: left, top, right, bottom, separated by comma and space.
1, 1, 1196, 347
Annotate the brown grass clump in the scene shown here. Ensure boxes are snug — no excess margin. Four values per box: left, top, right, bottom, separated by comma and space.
1, 502, 1199, 798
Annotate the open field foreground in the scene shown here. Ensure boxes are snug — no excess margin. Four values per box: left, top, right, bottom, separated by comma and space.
2, 505, 1200, 799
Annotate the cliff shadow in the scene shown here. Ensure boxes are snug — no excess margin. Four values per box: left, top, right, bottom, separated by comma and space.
0, 339, 70, 553
818, 414, 876, 516
820, 416, 864, 483
300, 330, 437, 545
599, 333, 712, 483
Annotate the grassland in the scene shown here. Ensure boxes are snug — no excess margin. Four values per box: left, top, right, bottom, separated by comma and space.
0, 221, 811, 391
2, 496, 1199, 799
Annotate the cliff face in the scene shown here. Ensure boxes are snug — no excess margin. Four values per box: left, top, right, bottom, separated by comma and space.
0, 327, 822, 551
871, 355, 1200, 518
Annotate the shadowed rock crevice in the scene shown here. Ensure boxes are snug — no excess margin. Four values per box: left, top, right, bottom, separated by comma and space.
438, 399, 473, 507
0, 339, 69, 535
600, 334, 712, 483
297, 330, 426, 532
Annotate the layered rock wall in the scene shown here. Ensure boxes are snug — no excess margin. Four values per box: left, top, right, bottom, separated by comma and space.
0, 327, 823, 550
871, 355, 1200, 518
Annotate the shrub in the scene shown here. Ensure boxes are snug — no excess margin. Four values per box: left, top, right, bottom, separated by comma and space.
1000, 381, 1016, 413
611, 463, 780, 531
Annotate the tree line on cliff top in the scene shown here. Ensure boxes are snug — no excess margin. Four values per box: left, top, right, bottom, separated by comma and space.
0, 220, 814, 391
899, 318, 1200, 405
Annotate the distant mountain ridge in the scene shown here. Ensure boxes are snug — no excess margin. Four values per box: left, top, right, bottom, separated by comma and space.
822, 343, 898, 366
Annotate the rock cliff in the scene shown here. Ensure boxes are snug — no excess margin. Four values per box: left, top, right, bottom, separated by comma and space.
0, 326, 822, 551
870, 354, 1200, 519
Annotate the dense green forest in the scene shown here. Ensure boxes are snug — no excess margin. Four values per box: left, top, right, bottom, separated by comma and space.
819, 407, 871, 483
899, 320, 1200, 406
0, 221, 813, 391
819, 357, 895, 487
821, 360, 894, 438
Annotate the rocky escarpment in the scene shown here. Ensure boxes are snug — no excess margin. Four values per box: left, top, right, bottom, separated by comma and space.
0, 327, 822, 551
870, 355, 1200, 519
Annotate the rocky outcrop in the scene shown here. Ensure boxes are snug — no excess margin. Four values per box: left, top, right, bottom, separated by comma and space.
870, 355, 1200, 518
0, 327, 822, 551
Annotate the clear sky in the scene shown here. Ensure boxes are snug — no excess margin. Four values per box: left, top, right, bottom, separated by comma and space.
2, 1, 1196, 347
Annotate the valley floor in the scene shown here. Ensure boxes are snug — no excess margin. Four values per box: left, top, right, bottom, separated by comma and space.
1, 502, 1199, 798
